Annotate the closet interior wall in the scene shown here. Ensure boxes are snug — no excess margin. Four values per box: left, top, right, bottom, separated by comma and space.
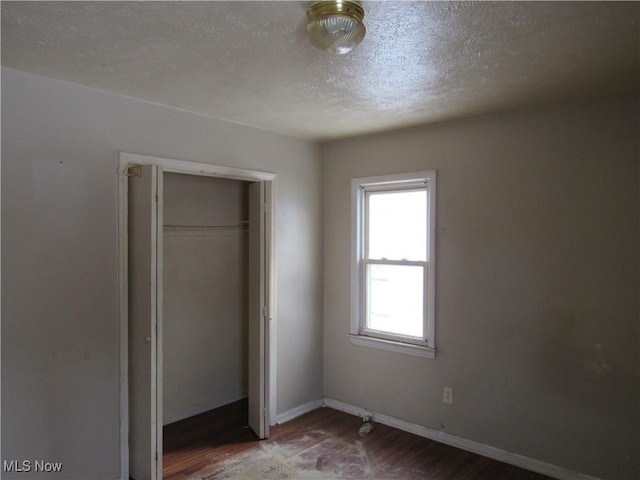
162, 172, 250, 425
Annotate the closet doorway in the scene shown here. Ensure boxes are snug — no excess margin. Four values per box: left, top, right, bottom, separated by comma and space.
118, 153, 276, 480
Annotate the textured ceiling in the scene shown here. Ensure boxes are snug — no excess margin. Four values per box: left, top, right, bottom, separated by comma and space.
2, 1, 638, 140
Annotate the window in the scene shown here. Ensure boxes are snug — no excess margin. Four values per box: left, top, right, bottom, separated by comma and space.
350, 171, 436, 358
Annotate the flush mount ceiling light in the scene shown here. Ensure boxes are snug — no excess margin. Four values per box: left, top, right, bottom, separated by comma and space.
306, 0, 366, 55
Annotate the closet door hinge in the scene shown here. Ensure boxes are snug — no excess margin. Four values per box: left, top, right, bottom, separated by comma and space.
263, 306, 268, 319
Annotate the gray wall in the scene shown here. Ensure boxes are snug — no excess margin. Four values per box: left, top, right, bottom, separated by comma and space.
323, 97, 639, 480
163, 174, 249, 425
1, 68, 324, 479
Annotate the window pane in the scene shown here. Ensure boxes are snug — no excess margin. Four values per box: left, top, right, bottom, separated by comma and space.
367, 190, 426, 261
366, 264, 424, 338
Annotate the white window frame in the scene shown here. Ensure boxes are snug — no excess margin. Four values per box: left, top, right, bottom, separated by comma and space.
349, 171, 436, 359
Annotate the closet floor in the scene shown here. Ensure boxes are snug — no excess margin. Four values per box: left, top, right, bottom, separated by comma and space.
163, 399, 553, 480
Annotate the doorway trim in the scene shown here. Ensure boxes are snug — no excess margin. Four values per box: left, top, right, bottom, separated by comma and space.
118, 152, 277, 479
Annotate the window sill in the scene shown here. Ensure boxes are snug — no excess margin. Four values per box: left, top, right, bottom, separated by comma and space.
348, 334, 436, 359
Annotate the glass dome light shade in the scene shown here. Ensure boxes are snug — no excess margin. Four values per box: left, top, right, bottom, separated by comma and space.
306, 1, 366, 55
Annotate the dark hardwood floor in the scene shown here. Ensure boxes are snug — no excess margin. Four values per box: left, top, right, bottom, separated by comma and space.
163, 399, 554, 480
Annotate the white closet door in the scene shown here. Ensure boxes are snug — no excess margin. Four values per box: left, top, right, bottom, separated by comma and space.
248, 181, 268, 438
128, 164, 163, 479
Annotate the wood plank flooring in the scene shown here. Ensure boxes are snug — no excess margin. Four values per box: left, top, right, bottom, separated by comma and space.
163, 399, 554, 480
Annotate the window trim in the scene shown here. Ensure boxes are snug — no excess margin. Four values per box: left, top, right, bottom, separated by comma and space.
350, 171, 437, 359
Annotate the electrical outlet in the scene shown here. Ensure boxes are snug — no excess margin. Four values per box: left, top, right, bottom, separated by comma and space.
443, 387, 454, 405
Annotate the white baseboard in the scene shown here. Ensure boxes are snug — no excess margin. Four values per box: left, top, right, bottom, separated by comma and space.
163, 392, 247, 425
323, 398, 601, 480
275, 399, 324, 425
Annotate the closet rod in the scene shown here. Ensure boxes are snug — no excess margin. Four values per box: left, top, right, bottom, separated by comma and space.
164, 224, 248, 230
